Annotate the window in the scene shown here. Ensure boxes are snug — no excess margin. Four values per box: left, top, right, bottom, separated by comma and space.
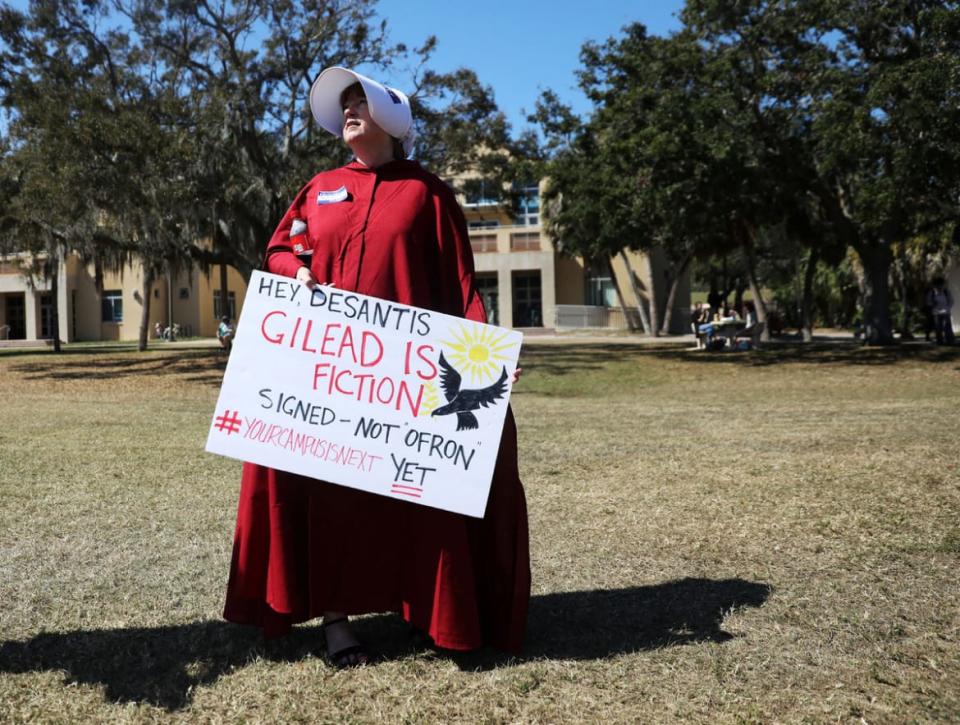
513, 185, 540, 226
214, 290, 237, 320
4, 294, 26, 339
101, 290, 123, 322
510, 232, 540, 251
512, 271, 542, 327
587, 276, 618, 307
475, 274, 499, 326
586, 276, 618, 307
40, 294, 54, 338
463, 178, 501, 207
470, 235, 498, 253
468, 220, 500, 229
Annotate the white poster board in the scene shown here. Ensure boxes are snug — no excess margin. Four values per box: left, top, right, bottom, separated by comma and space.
205, 271, 522, 518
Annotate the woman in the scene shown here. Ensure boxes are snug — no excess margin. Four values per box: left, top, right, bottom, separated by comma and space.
223, 68, 530, 666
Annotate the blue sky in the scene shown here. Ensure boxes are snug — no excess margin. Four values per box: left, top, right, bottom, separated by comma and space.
372, 0, 685, 132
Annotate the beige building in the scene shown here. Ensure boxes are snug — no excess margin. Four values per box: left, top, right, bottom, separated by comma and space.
0, 252, 247, 343
1, 182, 687, 344
460, 183, 689, 333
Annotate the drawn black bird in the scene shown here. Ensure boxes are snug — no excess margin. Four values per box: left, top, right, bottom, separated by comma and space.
431, 351, 509, 431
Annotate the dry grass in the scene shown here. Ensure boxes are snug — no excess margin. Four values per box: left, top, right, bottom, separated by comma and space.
1, 341, 958, 723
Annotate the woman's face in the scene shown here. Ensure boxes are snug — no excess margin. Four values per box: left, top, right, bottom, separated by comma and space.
341, 88, 392, 151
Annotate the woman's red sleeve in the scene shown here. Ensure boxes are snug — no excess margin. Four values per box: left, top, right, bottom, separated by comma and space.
263, 181, 312, 279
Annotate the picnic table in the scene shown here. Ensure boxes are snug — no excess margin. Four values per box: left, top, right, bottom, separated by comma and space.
697, 318, 746, 349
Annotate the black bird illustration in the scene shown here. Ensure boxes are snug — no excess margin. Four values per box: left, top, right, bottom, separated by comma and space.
431, 351, 509, 431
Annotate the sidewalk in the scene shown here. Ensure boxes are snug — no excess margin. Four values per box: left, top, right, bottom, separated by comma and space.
0, 329, 864, 353
523, 328, 859, 346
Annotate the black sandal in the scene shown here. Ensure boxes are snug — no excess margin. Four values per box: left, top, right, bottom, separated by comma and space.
322, 617, 369, 668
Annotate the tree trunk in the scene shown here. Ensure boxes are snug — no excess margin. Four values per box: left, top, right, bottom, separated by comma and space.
744, 241, 770, 342
138, 267, 155, 352
897, 242, 913, 341
619, 250, 652, 335
855, 242, 895, 345
659, 252, 693, 335
48, 246, 61, 354
800, 247, 819, 343
606, 256, 637, 332
645, 257, 660, 338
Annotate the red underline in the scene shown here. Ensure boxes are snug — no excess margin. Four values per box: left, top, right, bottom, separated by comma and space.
390, 489, 422, 498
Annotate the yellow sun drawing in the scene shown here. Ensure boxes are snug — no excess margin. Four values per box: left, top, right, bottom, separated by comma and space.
440, 322, 516, 384
418, 382, 441, 416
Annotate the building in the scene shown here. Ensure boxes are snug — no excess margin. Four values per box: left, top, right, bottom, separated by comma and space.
460, 181, 690, 333
0, 251, 247, 344
1, 182, 688, 344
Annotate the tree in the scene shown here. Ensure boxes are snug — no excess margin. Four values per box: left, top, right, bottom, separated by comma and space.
0, 0, 200, 351
118, 0, 516, 279
683, 0, 960, 344
2, 1, 519, 350
536, 25, 775, 337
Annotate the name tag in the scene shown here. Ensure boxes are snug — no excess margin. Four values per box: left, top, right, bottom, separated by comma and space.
316, 186, 349, 205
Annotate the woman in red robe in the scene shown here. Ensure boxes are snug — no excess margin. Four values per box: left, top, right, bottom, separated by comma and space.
223, 67, 530, 665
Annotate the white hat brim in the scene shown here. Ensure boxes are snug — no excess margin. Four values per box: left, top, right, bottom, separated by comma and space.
309, 67, 415, 156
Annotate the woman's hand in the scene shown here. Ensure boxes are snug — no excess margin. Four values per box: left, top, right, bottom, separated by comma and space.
296, 266, 318, 289
511, 367, 522, 385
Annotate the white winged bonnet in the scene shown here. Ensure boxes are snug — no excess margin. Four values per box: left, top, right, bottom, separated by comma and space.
309, 67, 416, 157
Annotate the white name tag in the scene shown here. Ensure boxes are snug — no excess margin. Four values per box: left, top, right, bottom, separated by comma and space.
316, 186, 349, 205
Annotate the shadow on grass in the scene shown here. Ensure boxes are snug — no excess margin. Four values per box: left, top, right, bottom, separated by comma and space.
0, 577, 769, 710
8, 350, 228, 386
646, 341, 960, 367
517, 342, 960, 379
451, 577, 771, 670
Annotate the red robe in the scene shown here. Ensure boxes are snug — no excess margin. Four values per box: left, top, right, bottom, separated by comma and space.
223, 160, 530, 651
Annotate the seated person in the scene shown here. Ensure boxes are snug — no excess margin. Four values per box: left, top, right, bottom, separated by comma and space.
217, 315, 235, 351
719, 304, 740, 322
698, 311, 720, 347
691, 302, 710, 327
691, 303, 709, 344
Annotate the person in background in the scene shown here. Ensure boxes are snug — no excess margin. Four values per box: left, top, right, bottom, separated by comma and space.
691, 302, 709, 326
926, 276, 955, 345
217, 315, 235, 351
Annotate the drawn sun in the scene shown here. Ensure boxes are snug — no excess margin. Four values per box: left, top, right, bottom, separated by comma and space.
441, 322, 516, 384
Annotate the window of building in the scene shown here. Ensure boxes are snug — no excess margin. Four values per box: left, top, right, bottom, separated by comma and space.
470, 234, 498, 254
586, 276, 618, 307
475, 274, 499, 326
468, 219, 500, 229
40, 293, 54, 339
510, 232, 541, 251
512, 271, 542, 327
4, 294, 25, 339
463, 178, 501, 206
513, 185, 540, 226
214, 290, 237, 320
101, 290, 123, 323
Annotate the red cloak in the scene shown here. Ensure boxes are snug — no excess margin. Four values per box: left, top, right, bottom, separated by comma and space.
223, 160, 530, 651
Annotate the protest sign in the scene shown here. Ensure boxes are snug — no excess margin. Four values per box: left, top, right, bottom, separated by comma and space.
205, 271, 522, 518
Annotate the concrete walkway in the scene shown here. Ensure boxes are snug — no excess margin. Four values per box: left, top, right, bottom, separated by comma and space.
522, 329, 860, 346
0, 329, 865, 352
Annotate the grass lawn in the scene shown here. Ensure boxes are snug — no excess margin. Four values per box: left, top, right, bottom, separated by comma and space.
1, 341, 958, 722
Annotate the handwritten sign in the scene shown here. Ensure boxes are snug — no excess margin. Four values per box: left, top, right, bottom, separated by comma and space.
205, 271, 522, 517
